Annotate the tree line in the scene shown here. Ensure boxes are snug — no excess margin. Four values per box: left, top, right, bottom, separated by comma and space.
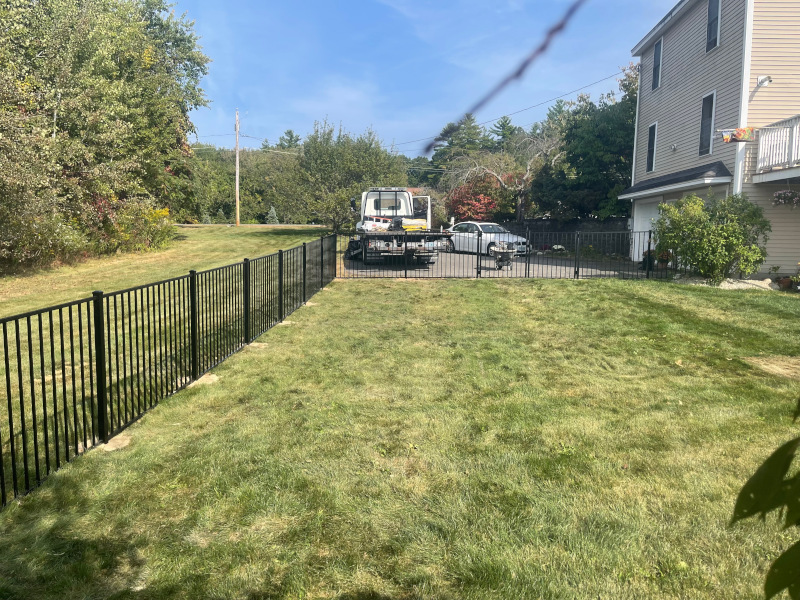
185, 66, 638, 232
177, 122, 408, 233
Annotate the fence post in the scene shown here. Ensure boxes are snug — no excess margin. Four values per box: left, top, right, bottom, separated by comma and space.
574, 232, 582, 279
242, 258, 251, 343
278, 250, 284, 322
319, 236, 325, 289
302, 243, 307, 303
404, 231, 408, 279
189, 271, 199, 381
92, 291, 108, 444
476, 230, 482, 278
646, 230, 652, 279
525, 227, 532, 279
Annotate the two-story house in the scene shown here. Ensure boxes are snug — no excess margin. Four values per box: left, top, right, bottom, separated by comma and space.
619, 0, 800, 274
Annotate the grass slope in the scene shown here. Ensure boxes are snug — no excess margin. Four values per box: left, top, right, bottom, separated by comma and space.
1, 279, 799, 599
0, 225, 327, 317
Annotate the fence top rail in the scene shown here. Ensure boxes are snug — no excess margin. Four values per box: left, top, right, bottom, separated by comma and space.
526, 230, 635, 236
195, 261, 245, 277
0, 296, 93, 326
249, 251, 280, 263
104, 274, 191, 298
580, 230, 639, 235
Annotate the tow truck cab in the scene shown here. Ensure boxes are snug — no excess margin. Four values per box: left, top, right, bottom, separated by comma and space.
356, 188, 430, 232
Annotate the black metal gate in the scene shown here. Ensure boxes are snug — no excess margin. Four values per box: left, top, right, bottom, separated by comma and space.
337, 230, 680, 280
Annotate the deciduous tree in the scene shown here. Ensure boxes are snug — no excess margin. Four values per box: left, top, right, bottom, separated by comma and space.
297, 121, 407, 232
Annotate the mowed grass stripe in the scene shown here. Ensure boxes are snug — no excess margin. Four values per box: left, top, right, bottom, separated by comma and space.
1, 278, 799, 599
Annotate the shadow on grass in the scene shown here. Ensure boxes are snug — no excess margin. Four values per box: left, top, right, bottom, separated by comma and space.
0, 466, 143, 599
334, 592, 395, 600
241, 227, 331, 239
0, 464, 222, 599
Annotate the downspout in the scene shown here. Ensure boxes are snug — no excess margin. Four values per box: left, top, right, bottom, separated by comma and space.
630, 62, 643, 226
734, 0, 755, 195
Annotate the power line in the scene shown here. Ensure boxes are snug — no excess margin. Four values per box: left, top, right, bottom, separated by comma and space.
391, 69, 623, 148
190, 67, 624, 159
190, 144, 301, 156
424, 0, 588, 154
186, 145, 455, 174
479, 71, 624, 126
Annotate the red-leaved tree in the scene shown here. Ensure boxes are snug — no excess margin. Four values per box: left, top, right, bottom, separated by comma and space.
446, 184, 498, 221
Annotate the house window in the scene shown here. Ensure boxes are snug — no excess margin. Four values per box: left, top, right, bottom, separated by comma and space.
706, 0, 720, 52
652, 38, 662, 90
699, 93, 715, 156
646, 123, 657, 172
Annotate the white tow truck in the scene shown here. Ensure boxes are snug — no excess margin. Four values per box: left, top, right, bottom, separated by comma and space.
344, 188, 450, 265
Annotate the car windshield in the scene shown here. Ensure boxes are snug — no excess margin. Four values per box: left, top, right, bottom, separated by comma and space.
479, 224, 508, 233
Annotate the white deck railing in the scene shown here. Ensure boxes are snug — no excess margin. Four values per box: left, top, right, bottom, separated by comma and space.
757, 115, 800, 173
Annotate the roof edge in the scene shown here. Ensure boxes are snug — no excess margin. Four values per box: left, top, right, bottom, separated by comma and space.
619, 176, 731, 200
631, 0, 698, 56
619, 161, 733, 199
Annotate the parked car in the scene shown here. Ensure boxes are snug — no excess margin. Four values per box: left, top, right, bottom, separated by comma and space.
445, 222, 530, 256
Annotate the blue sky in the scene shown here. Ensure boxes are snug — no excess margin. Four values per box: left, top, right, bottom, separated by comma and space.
173, 0, 679, 156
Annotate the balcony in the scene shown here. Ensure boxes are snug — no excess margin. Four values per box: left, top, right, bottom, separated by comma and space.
757, 115, 800, 175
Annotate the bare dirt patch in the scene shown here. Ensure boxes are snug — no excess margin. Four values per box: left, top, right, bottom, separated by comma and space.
745, 356, 800, 380
277, 320, 294, 326
673, 275, 777, 291
188, 373, 219, 387
102, 434, 132, 452
245, 342, 269, 350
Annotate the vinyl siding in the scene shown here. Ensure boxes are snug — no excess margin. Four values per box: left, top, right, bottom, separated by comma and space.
742, 0, 800, 272
737, 184, 800, 274
633, 0, 746, 185
739, 0, 800, 185
747, 0, 800, 128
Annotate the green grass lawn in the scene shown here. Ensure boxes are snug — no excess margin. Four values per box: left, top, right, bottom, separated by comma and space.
1, 278, 800, 599
0, 225, 327, 318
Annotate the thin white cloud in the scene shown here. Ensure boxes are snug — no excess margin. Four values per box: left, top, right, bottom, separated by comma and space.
292, 78, 381, 129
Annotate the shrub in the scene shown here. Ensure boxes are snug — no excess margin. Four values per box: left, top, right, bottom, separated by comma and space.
653, 193, 770, 284
115, 203, 176, 251
0, 193, 88, 272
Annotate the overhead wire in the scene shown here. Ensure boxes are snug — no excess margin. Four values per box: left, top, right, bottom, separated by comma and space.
187, 140, 461, 174
423, 0, 588, 154
390, 69, 624, 149
190, 69, 627, 158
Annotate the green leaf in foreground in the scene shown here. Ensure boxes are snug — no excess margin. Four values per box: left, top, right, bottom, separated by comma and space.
766, 539, 800, 599
732, 437, 800, 525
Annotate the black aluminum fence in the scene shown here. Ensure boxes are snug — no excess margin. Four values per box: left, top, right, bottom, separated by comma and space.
336, 230, 689, 280
0, 234, 337, 507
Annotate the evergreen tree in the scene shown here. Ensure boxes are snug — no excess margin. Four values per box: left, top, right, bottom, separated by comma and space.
489, 116, 519, 151
266, 205, 280, 224
277, 129, 302, 149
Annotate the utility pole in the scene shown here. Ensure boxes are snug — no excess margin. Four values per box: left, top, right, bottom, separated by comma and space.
235, 109, 240, 226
